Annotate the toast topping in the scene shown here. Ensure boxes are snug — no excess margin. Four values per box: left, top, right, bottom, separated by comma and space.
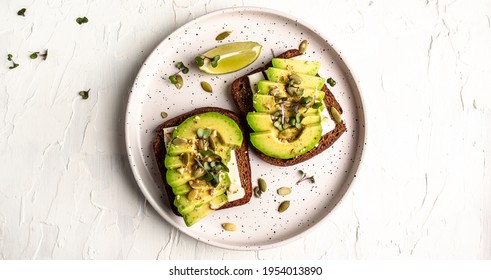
245, 58, 340, 159
162, 112, 246, 226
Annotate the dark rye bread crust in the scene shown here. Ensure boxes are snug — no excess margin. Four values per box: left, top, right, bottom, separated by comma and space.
153, 107, 252, 216
231, 49, 347, 166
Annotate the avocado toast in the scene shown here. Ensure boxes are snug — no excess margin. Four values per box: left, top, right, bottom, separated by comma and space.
153, 107, 252, 226
231, 49, 347, 166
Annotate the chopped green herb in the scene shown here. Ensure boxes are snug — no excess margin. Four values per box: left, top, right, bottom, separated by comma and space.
196, 55, 220, 68
160, 112, 168, 119
312, 102, 322, 109
168, 62, 189, 88
169, 75, 178, 84
199, 149, 215, 158
7, 54, 19, 69
202, 128, 211, 139
76, 17, 89, 25
168, 73, 184, 88
195, 56, 204, 67
327, 77, 336, 87
17, 8, 26, 16
210, 55, 220, 68
273, 120, 283, 131
300, 96, 313, 104
29, 50, 48, 60
79, 89, 90, 100
196, 128, 204, 138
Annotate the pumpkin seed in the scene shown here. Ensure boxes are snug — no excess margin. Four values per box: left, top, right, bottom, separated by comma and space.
258, 178, 267, 192
222, 222, 237, 231
331, 106, 342, 123
187, 189, 200, 201
209, 135, 218, 150
160, 111, 168, 119
175, 74, 183, 89
215, 30, 232, 41
278, 201, 290, 213
289, 73, 302, 85
201, 81, 213, 93
172, 137, 187, 145
253, 186, 261, 198
277, 187, 292, 196
181, 153, 191, 165
299, 40, 309, 54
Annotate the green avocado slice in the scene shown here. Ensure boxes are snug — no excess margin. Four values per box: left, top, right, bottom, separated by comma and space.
172, 112, 243, 147
249, 123, 323, 159
247, 112, 321, 132
266, 67, 325, 90
183, 194, 228, 226
271, 58, 321, 75
164, 112, 243, 226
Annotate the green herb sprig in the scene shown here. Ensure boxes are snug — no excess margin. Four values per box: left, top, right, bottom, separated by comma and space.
195, 55, 220, 68
7, 54, 19, 69
193, 128, 230, 187
168, 61, 189, 89
79, 89, 90, 100
30, 50, 48, 60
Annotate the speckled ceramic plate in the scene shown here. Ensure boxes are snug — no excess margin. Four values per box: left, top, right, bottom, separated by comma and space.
125, 7, 366, 250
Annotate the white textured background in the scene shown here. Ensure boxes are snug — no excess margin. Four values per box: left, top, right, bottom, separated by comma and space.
0, 0, 490, 259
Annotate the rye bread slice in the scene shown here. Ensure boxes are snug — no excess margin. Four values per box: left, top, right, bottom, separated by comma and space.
153, 107, 252, 216
230, 49, 347, 166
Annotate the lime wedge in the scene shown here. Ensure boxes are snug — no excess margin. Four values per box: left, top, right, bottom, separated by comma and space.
198, 42, 262, 74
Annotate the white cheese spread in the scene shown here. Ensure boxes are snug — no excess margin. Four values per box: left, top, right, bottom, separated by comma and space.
247, 72, 265, 93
